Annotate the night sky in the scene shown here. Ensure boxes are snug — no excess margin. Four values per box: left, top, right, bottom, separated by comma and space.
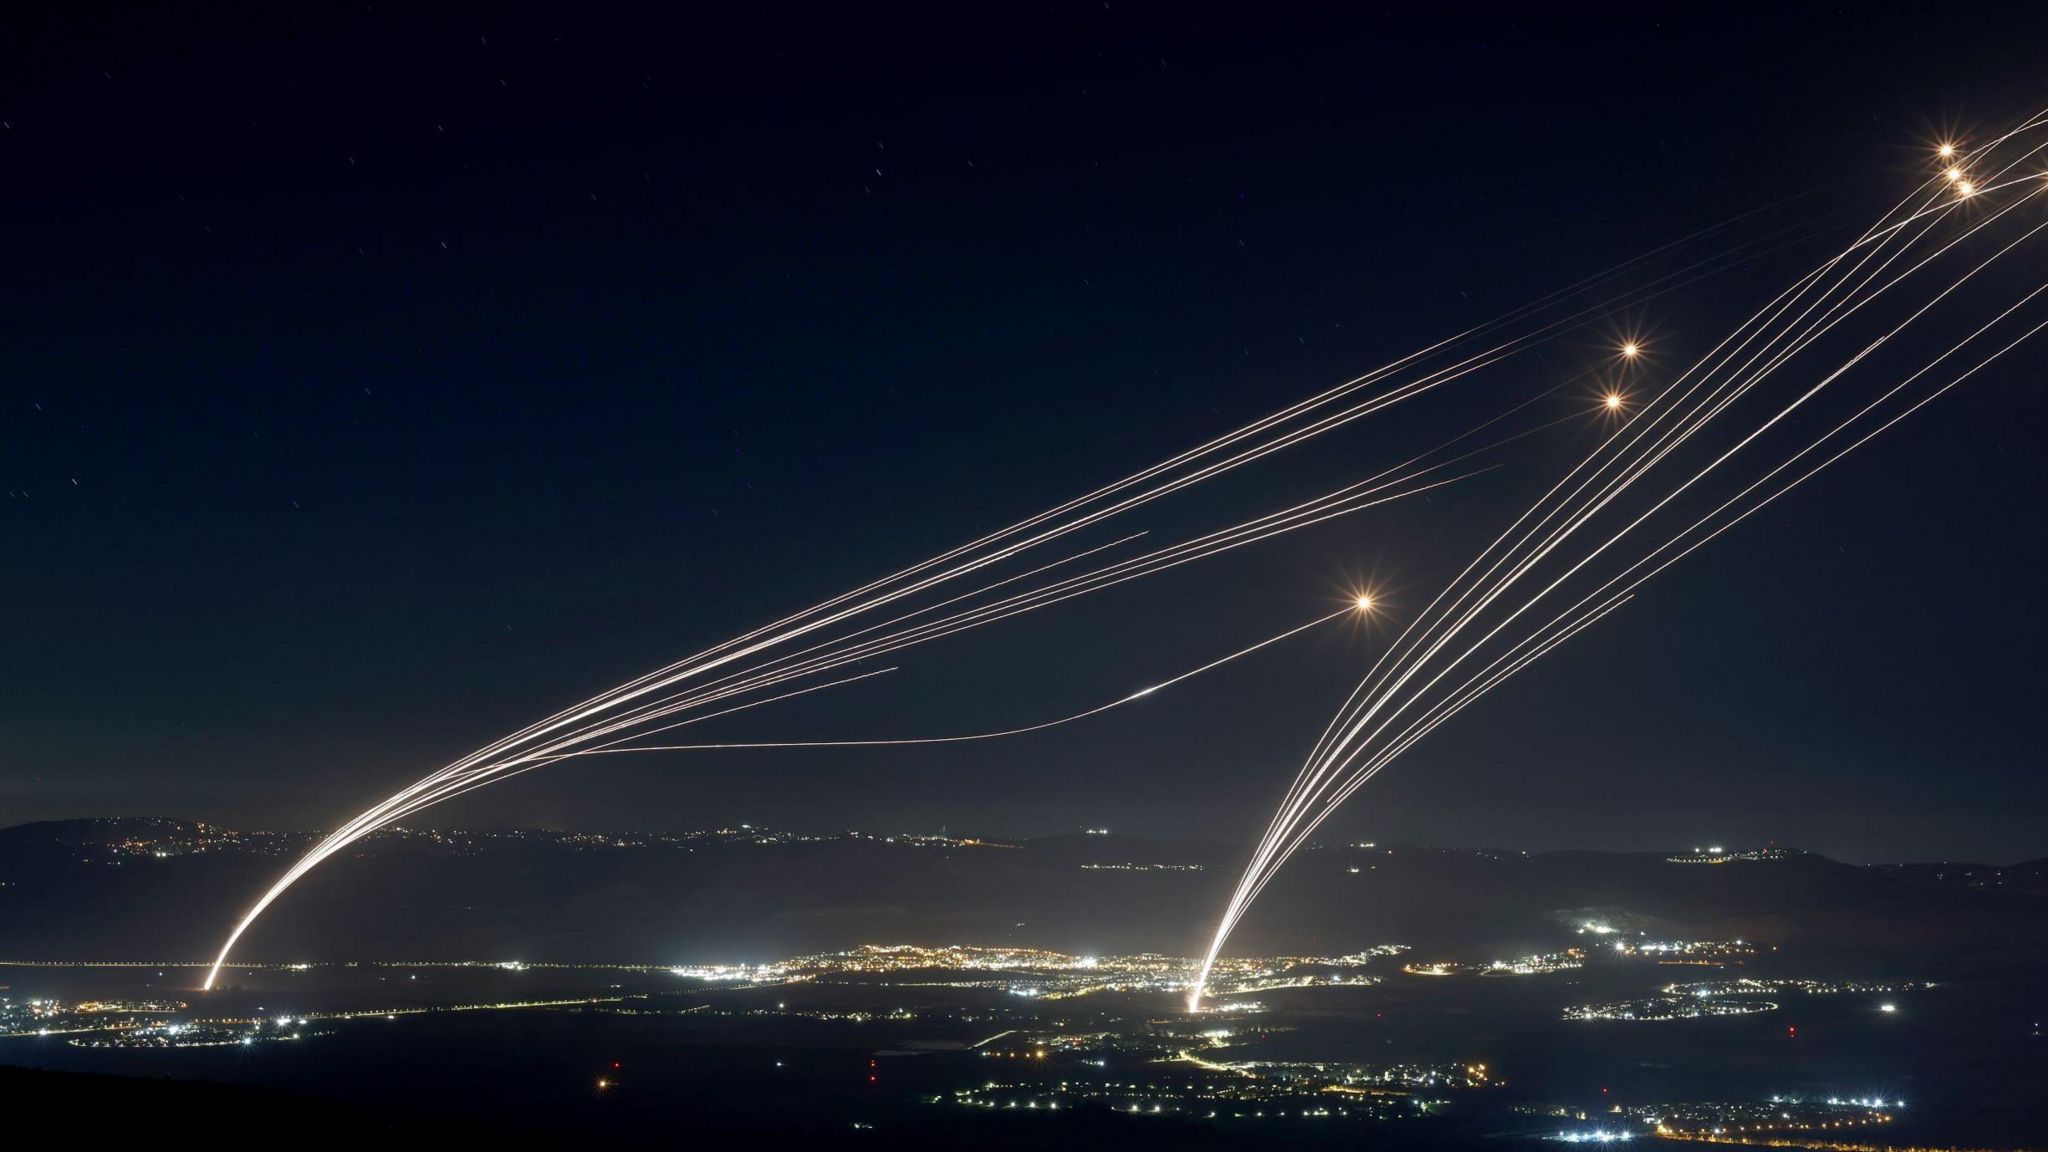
5, 4, 2045, 863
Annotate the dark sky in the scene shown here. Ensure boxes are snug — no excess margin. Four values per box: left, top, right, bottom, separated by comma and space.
4, 4, 2044, 863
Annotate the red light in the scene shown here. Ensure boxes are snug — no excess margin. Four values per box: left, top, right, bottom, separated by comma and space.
611, 1061, 622, 1070
1787, 1026, 1797, 1038
868, 1074, 877, 1083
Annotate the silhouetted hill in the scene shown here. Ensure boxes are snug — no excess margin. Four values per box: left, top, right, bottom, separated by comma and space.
0, 816, 207, 848
1873, 857, 2048, 894
1, 819, 2042, 973
0, 1065, 1497, 1151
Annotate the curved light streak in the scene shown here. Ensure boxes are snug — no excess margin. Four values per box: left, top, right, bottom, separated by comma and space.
200, 151, 1885, 990
1188, 110, 2048, 1008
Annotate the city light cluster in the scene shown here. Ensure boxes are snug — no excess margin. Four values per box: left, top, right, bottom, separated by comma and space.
660, 942, 1410, 1002
1402, 947, 1584, 977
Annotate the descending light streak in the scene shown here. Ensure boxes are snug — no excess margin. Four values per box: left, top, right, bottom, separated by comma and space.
1197, 591, 1637, 980
270, 205, 1840, 802
207, 308, 1569, 990
200, 148, 1904, 990
519, 427, 1513, 757
538, 396, 1587, 765
201, 460, 1472, 989
562, 604, 1358, 756
389, 468, 1482, 794
220, 375, 1573, 938
1223, 294, 2048, 970
1199, 271, 2047, 987
1190, 109, 2048, 1008
1272, 137, 2048, 877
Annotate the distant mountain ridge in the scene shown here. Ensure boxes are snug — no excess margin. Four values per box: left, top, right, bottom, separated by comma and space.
2, 816, 2041, 874
2, 815, 2042, 967
0, 816, 210, 844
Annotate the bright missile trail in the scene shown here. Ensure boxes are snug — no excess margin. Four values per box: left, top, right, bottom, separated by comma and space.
199, 129, 1918, 991
557, 602, 1361, 757
1188, 109, 2048, 1008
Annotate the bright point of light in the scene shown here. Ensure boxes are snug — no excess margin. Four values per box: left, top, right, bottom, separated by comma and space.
1879, 1002, 1897, 1013
1944, 166, 1962, 182
1938, 143, 1956, 158
1620, 342, 1639, 359
1957, 181, 1976, 197
1355, 594, 1374, 611
1603, 392, 1625, 411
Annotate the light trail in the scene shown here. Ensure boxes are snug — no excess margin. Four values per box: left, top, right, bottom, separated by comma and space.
200, 146, 1876, 991
497, 396, 1586, 768
299, 467, 1484, 842
1209, 301, 2048, 981
1286, 125, 2048, 793
1210, 256, 2033, 1006
1203, 136, 2048, 1003
355, 598, 1372, 818
322, 390, 1606, 827
1214, 592, 1640, 930
205, 364, 1619, 989
1188, 110, 2048, 1008
560, 603, 1361, 756
1257, 129, 2048, 891
201, 428, 1485, 987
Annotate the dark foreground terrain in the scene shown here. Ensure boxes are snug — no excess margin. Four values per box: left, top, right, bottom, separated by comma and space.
1, 819, 2042, 1148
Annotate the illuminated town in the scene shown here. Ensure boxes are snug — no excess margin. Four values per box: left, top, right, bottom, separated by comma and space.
1663, 846, 1798, 866
1608, 940, 1761, 965
6, 811, 2024, 1146
72, 818, 1024, 864
1401, 947, 1584, 977
1565, 977, 1932, 1023
2, 929, 1981, 1148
